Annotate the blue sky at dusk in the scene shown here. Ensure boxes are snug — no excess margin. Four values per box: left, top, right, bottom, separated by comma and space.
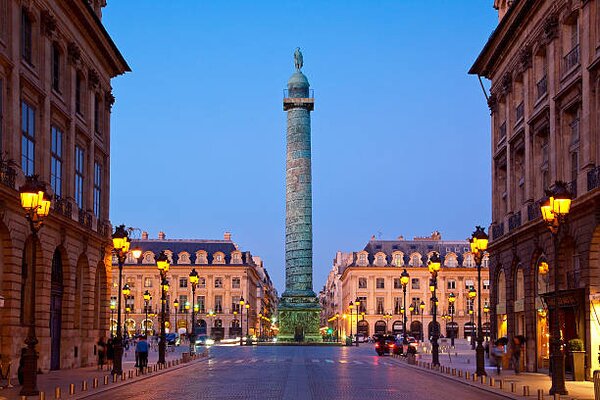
104, 1, 498, 293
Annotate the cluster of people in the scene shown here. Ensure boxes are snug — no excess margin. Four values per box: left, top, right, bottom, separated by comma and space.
96, 337, 115, 370
488, 336, 524, 375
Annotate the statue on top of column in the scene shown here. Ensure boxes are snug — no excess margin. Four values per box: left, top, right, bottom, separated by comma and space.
294, 47, 303, 71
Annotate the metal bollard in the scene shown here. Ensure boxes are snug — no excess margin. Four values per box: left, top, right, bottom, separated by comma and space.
537, 389, 544, 400
553, 394, 560, 400
458, 370, 463, 377
489, 377, 495, 387
104, 375, 109, 385
465, 372, 470, 380
112, 374, 117, 383
129, 370, 133, 379
481, 375, 486, 384
510, 382, 516, 393
39, 392, 45, 400
498, 380, 504, 389
54, 387, 61, 399
93, 378, 98, 388
121, 372, 126, 381
82, 380, 88, 391
523, 385, 530, 396
69, 383, 75, 395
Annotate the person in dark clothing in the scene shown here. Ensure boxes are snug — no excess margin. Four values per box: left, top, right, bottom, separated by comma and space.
136, 336, 149, 370
97, 337, 106, 370
106, 338, 114, 369
511, 337, 522, 374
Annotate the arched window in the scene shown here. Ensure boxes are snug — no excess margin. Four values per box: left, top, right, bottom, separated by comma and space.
213, 252, 225, 264
231, 251, 242, 264
178, 252, 190, 264
409, 253, 422, 267
142, 251, 155, 265
392, 251, 404, 267
497, 270, 506, 303
374, 252, 386, 266
463, 253, 475, 267
196, 251, 208, 265
357, 252, 369, 266
444, 252, 458, 267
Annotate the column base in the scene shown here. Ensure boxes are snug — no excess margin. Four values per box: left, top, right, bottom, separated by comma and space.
278, 294, 321, 343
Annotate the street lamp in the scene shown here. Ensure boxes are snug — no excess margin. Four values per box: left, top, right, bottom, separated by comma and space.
419, 300, 425, 341
540, 181, 572, 396
470, 225, 489, 376
383, 312, 393, 333
354, 298, 360, 347
468, 286, 477, 351
189, 268, 199, 353
245, 303, 250, 344
18, 176, 51, 396
156, 250, 170, 364
448, 292, 456, 347
348, 301, 354, 344
143, 290, 151, 336
428, 251, 441, 366
184, 301, 190, 339
483, 304, 490, 341
400, 269, 410, 342
111, 225, 133, 375
239, 297, 245, 345
110, 300, 116, 338
122, 284, 131, 337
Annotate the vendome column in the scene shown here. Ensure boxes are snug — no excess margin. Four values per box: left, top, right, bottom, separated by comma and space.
278, 48, 321, 342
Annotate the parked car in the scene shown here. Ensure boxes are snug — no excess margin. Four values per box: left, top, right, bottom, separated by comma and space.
356, 334, 367, 343
375, 335, 396, 356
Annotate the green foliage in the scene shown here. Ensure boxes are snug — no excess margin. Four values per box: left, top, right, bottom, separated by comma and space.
568, 338, 584, 352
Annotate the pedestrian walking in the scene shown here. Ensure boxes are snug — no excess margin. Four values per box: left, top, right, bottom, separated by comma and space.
106, 338, 114, 369
136, 336, 149, 371
492, 342, 505, 375
511, 336, 522, 374
97, 337, 106, 370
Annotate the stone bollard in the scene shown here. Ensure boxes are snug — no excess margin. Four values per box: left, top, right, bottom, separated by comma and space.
21, 396, 27, 400
552, 394, 560, 400
104, 375, 109, 385
489, 377, 495, 387
472, 373, 477, 382
537, 389, 544, 400
481, 375, 486, 385
93, 378, 98, 389
523, 385, 530, 396
54, 387, 61, 399
121, 372, 126, 381
452, 368, 456, 376
128, 370, 133, 379
69, 383, 75, 395
458, 370, 463, 377
112, 374, 118, 383
82, 380, 88, 391
39, 392, 45, 400
465, 372, 470, 380
510, 382, 516, 393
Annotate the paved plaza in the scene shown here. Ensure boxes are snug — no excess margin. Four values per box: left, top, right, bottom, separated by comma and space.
85, 345, 506, 400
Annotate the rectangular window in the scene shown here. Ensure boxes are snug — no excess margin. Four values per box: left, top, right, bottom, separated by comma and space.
214, 295, 223, 313
50, 126, 63, 197
358, 277, 367, 289
357, 296, 367, 313
393, 278, 401, 289
178, 295, 187, 312
376, 278, 385, 289
143, 277, 152, 288
94, 94, 101, 134
125, 276, 135, 288
0, 0, 7, 40
465, 279, 474, 289
51, 44, 60, 92
412, 297, 421, 315
75, 74, 82, 114
449, 304, 455, 315
467, 299, 475, 312
74, 145, 84, 208
197, 296, 205, 313
0, 79, 3, 153
232, 277, 241, 289
93, 161, 101, 217
231, 296, 240, 313
571, 151, 578, 183
411, 278, 420, 290
483, 280, 490, 290
376, 297, 384, 315
214, 277, 223, 288
394, 297, 402, 314
179, 278, 187, 288
447, 280, 456, 290
21, 8, 32, 63
199, 277, 206, 288
21, 101, 35, 175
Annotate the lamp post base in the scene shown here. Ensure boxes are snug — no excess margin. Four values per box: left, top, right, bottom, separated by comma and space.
112, 341, 123, 375
549, 353, 568, 395
19, 342, 39, 396
475, 339, 487, 376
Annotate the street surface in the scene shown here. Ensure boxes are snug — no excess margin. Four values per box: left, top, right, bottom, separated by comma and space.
87, 345, 507, 400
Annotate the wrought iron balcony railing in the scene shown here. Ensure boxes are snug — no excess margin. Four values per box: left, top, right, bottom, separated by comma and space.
0, 160, 16, 189
508, 212, 522, 232
563, 45, 580, 75
588, 166, 600, 192
536, 75, 547, 99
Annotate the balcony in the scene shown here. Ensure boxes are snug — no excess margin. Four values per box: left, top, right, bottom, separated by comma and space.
515, 101, 524, 123
492, 222, 504, 240
562, 45, 580, 75
0, 160, 16, 189
536, 75, 547, 99
497, 122, 507, 147
527, 201, 541, 221
508, 212, 522, 232
78, 208, 92, 228
588, 166, 600, 191
567, 178, 577, 198
54, 196, 73, 218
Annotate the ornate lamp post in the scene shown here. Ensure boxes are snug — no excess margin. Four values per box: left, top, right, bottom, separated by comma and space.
400, 269, 410, 342
239, 297, 245, 345
483, 304, 490, 341
122, 284, 131, 337
540, 181, 572, 396
468, 286, 477, 350
184, 301, 190, 340
448, 292, 456, 347
18, 176, 52, 395
409, 302, 415, 328
335, 313, 340, 341
470, 226, 489, 376
173, 298, 179, 337
348, 301, 354, 344
156, 251, 170, 365
110, 300, 116, 338
428, 252, 441, 366
143, 290, 151, 336
354, 298, 360, 347
383, 312, 392, 333
245, 303, 251, 344
419, 300, 425, 341
189, 268, 199, 353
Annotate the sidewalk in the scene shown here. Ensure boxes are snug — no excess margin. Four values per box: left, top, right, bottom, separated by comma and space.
403, 340, 595, 400
0, 345, 207, 400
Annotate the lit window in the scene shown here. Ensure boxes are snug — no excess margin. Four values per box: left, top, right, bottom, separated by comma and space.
358, 277, 367, 289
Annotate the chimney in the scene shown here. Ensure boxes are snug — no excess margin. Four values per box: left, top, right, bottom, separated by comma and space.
224, 231, 232, 241
141, 231, 148, 240
158, 231, 166, 240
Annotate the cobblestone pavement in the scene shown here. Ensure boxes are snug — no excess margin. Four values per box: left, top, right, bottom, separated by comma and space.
86, 345, 508, 400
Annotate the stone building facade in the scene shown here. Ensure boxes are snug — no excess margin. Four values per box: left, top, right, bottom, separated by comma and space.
320, 233, 490, 342
470, 0, 600, 376
110, 232, 278, 341
0, 0, 128, 374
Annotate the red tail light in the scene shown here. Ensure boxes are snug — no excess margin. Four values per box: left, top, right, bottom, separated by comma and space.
389, 344, 395, 347
375, 343, 379, 348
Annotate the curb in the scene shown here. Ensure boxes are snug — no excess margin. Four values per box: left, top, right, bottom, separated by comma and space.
387, 355, 545, 400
